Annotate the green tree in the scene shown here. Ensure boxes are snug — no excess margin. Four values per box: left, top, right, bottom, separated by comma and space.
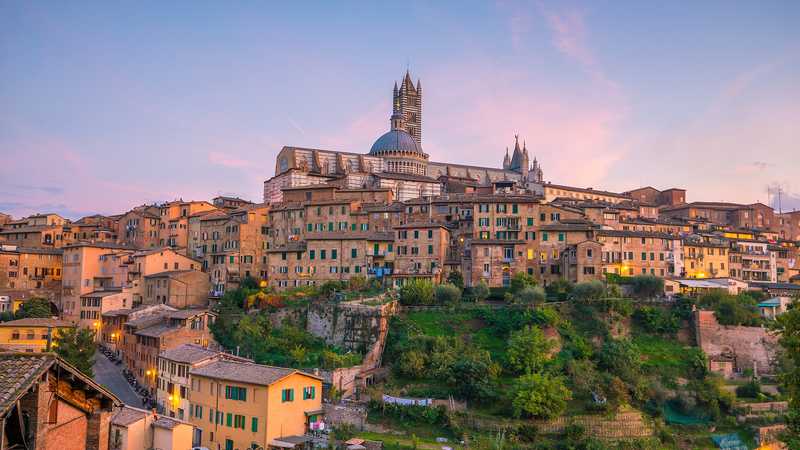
571, 280, 606, 302
399, 279, 435, 305
514, 286, 546, 305
546, 278, 574, 301
398, 349, 427, 378
53, 327, 96, 377
511, 373, 571, 419
472, 281, 490, 302
15, 297, 52, 319
510, 272, 537, 294
446, 271, 465, 289
434, 283, 461, 304
449, 351, 498, 401
629, 275, 664, 299
348, 275, 368, 291
772, 308, 800, 446
595, 339, 642, 384
507, 326, 554, 374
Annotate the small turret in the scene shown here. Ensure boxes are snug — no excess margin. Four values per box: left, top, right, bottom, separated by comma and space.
503, 147, 511, 170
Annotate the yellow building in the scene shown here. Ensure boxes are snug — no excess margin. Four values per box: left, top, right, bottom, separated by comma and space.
681, 241, 729, 278
0, 317, 74, 352
188, 359, 323, 450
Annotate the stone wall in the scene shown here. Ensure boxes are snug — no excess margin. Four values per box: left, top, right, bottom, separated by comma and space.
306, 296, 398, 352
695, 310, 778, 374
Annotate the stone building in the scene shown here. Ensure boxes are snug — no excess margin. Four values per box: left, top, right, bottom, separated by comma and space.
391, 222, 450, 286
264, 72, 545, 203
143, 270, 211, 309
0, 246, 62, 290
122, 308, 216, 394
189, 204, 269, 296
597, 230, 683, 278
0, 352, 119, 450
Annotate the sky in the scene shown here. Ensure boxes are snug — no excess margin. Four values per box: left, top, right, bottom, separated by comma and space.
1, 1, 799, 219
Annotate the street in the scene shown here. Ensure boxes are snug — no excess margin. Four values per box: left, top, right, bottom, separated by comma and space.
93, 349, 143, 406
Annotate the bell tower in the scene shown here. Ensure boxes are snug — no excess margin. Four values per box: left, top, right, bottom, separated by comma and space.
394, 70, 422, 145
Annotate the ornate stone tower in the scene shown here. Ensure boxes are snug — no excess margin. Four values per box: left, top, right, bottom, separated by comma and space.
394, 70, 422, 145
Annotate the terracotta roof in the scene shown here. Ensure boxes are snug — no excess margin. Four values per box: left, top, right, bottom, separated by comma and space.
394, 221, 448, 229
143, 269, 198, 278
0, 353, 54, 412
544, 183, 631, 199
134, 323, 180, 338
153, 415, 189, 429
598, 229, 679, 240
0, 318, 73, 328
304, 232, 394, 241
372, 172, 440, 183
160, 344, 219, 364
166, 309, 212, 320
111, 405, 148, 427
189, 360, 320, 386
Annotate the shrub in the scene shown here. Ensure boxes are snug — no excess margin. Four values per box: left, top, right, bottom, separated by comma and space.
397, 349, 427, 378
514, 286, 546, 304
571, 280, 606, 302
633, 306, 680, 334
511, 373, 572, 419
399, 279, 435, 305
735, 379, 762, 399
348, 275, 368, 291
472, 281, 490, 302
546, 278, 574, 301
629, 275, 664, 299
435, 283, 462, 304
510, 272, 537, 293
446, 271, 465, 289
448, 350, 499, 401
507, 326, 554, 374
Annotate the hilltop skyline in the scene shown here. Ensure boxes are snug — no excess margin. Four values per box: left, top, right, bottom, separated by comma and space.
2, 1, 799, 219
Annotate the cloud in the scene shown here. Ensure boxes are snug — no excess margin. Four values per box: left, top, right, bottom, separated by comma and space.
208, 151, 250, 169
542, 7, 593, 67
734, 161, 773, 174
0, 183, 64, 195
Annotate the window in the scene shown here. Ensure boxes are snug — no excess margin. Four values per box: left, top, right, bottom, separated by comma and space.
195, 405, 203, 419
351, 248, 357, 258
331, 249, 337, 260
303, 386, 316, 400
427, 229, 433, 239
225, 385, 246, 401
558, 233, 565, 242
320, 250, 326, 260
527, 217, 533, 226
281, 388, 294, 402
226, 413, 232, 427
414, 230, 419, 239
309, 250, 315, 260
428, 245, 433, 255
542, 232, 549, 242
251, 417, 259, 432
234, 414, 246, 429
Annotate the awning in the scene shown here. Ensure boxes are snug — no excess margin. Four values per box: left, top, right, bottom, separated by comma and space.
304, 409, 324, 416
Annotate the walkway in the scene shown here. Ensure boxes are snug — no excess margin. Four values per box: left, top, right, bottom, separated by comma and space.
93, 349, 143, 406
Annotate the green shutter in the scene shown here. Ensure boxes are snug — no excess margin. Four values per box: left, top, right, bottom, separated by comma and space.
226, 413, 232, 427
209, 408, 214, 423
251, 417, 258, 432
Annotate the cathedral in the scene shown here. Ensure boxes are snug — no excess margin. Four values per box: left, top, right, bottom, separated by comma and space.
264, 71, 544, 203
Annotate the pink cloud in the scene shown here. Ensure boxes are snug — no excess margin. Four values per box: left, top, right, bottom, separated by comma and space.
208, 151, 250, 169
542, 7, 594, 68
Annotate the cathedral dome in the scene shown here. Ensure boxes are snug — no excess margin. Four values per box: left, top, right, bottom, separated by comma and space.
368, 129, 423, 155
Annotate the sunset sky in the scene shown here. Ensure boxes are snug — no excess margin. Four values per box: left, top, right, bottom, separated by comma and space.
1, 1, 799, 219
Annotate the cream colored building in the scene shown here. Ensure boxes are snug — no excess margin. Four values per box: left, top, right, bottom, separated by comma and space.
110, 405, 194, 450
188, 360, 323, 450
